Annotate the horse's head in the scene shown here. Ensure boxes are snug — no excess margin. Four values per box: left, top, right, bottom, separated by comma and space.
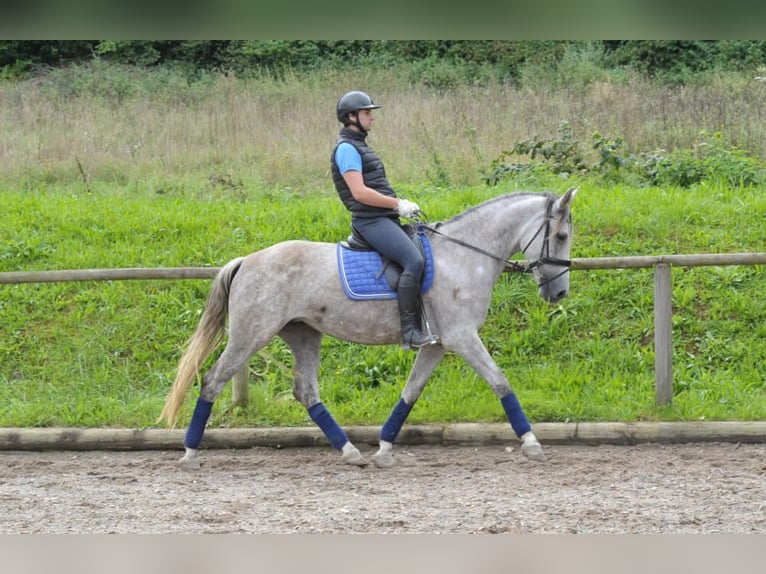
522, 187, 577, 304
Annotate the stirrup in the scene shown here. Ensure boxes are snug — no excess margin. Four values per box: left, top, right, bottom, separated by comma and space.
401, 331, 440, 350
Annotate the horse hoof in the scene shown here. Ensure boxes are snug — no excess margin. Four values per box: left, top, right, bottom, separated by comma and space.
179, 454, 201, 469
521, 442, 546, 462
341, 446, 367, 467
372, 450, 395, 468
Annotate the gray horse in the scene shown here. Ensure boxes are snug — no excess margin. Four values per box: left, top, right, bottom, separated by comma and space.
159, 188, 577, 468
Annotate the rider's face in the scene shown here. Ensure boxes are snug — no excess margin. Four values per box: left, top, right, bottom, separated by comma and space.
353, 109, 375, 131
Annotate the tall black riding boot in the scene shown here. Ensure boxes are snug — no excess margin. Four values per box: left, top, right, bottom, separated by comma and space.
397, 272, 439, 350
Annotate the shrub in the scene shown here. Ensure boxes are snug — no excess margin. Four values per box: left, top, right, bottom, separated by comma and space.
483, 121, 588, 185
485, 126, 766, 189
698, 131, 763, 187
640, 132, 763, 188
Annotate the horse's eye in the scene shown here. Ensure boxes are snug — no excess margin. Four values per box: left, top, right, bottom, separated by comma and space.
556, 231, 569, 241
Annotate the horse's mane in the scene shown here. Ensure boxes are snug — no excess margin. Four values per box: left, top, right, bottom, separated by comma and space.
435, 191, 558, 228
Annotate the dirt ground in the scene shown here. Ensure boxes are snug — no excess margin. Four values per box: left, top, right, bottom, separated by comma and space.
1, 442, 764, 534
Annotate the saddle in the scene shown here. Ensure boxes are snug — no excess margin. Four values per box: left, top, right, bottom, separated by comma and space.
336, 223, 435, 301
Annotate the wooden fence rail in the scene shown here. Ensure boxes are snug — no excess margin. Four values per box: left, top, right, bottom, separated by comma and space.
3, 252, 766, 406
0, 267, 219, 284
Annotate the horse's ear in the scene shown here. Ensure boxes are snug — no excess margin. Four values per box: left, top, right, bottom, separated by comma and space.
555, 186, 578, 212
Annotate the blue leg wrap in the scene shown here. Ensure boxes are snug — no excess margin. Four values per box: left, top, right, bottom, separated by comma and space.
501, 392, 532, 438
380, 398, 413, 443
184, 397, 214, 450
308, 402, 348, 450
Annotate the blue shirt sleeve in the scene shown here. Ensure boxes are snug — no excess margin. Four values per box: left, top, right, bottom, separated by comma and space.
335, 142, 362, 174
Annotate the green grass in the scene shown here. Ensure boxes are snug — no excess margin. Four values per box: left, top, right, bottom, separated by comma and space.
2, 180, 765, 429
2, 63, 765, 429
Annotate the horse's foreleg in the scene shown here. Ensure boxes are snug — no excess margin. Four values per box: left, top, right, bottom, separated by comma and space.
502, 393, 546, 462
280, 323, 366, 466
373, 345, 445, 468
454, 334, 546, 462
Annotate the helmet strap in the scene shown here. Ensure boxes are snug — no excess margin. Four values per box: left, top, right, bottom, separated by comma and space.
348, 112, 367, 135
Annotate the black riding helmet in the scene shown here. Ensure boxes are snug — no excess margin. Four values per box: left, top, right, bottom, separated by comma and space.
336, 91, 380, 131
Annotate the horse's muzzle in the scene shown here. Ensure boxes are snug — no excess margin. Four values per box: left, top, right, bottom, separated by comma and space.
539, 283, 569, 304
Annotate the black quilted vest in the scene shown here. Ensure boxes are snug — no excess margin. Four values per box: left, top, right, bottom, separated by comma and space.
331, 127, 398, 218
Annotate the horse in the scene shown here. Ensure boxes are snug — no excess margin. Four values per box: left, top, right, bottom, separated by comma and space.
158, 187, 577, 468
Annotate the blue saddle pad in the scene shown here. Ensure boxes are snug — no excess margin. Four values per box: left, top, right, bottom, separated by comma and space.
336, 231, 434, 301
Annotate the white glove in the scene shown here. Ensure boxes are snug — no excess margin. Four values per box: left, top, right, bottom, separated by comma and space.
397, 198, 420, 219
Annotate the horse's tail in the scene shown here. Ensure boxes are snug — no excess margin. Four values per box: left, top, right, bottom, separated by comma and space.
157, 256, 245, 428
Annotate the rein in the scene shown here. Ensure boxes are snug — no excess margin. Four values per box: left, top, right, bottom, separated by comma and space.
418, 198, 571, 286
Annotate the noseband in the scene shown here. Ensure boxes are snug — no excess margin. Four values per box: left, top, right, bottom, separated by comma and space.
420, 197, 571, 288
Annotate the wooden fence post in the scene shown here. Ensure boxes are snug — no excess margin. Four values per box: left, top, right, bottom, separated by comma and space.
232, 365, 249, 407
654, 263, 673, 406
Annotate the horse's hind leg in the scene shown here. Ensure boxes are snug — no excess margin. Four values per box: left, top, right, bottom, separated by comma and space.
452, 333, 546, 462
180, 338, 264, 468
279, 322, 366, 467
373, 345, 446, 468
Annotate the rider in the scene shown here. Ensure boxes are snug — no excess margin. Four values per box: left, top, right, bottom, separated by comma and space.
330, 90, 438, 349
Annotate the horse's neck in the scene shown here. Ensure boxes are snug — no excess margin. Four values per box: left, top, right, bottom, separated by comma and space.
441, 194, 542, 259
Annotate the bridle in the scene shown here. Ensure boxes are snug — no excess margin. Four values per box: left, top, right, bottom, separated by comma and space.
419, 197, 572, 288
